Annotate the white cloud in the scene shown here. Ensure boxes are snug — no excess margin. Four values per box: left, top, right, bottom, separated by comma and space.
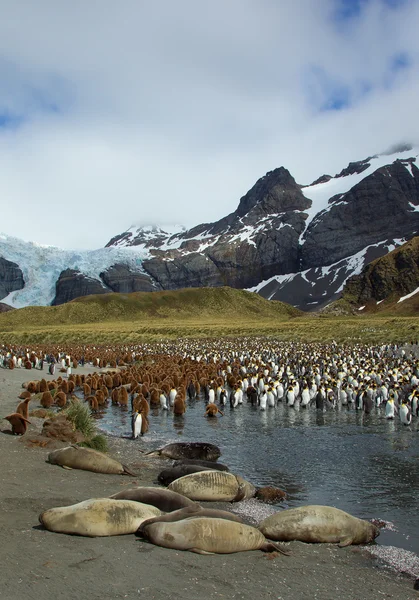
0, 0, 417, 248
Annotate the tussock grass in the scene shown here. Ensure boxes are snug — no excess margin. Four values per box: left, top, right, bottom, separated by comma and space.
63, 399, 97, 440
79, 434, 109, 452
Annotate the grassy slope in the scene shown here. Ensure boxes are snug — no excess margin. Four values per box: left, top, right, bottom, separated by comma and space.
0, 286, 418, 345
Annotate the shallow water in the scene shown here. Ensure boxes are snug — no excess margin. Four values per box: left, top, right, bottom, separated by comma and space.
95, 397, 419, 555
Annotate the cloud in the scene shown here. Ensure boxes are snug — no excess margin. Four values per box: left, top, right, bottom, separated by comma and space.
0, 0, 417, 249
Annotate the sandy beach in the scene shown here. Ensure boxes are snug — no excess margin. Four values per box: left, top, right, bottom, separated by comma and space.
1, 366, 418, 600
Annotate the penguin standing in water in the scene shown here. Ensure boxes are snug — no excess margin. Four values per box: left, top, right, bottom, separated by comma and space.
131, 411, 142, 439
301, 383, 310, 407
286, 385, 295, 407
399, 399, 412, 426
385, 395, 397, 420
160, 392, 169, 410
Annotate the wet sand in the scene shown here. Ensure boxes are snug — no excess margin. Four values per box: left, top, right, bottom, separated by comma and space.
0, 367, 418, 600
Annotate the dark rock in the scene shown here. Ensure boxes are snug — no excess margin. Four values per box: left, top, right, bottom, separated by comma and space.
304, 174, 332, 187
0, 302, 14, 313
0, 257, 24, 301
301, 160, 419, 269
100, 264, 160, 293
334, 157, 375, 178
52, 269, 110, 306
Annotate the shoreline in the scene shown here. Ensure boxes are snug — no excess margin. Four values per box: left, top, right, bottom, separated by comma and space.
1, 366, 418, 600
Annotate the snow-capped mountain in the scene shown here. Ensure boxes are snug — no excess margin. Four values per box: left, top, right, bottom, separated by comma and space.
0, 144, 418, 310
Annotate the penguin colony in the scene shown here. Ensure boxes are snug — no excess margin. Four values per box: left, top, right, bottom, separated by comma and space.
2, 339, 419, 435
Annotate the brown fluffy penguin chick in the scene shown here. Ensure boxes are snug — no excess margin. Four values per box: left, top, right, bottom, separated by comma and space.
41, 391, 54, 409
16, 397, 31, 419
173, 396, 186, 415
4, 413, 31, 435
18, 390, 32, 400
118, 386, 129, 406
54, 391, 67, 408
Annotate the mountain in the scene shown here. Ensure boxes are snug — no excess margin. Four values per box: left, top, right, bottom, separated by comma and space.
329, 236, 419, 316
0, 145, 418, 309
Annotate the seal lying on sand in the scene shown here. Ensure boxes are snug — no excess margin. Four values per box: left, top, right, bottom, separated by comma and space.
172, 459, 229, 471
137, 505, 245, 535
109, 487, 198, 512
146, 442, 221, 461
47, 446, 136, 476
140, 517, 290, 554
259, 505, 380, 546
168, 470, 255, 502
39, 498, 161, 536
158, 465, 214, 485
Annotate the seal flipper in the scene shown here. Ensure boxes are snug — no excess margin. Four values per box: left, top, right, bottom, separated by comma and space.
62, 465, 73, 470
261, 541, 291, 555
189, 547, 214, 555
122, 464, 137, 477
338, 536, 353, 548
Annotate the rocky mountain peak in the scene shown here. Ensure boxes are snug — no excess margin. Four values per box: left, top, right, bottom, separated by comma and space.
236, 166, 311, 218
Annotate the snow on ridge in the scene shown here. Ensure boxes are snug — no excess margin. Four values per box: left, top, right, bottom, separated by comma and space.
398, 287, 419, 303
0, 233, 149, 308
299, 146, 419, 244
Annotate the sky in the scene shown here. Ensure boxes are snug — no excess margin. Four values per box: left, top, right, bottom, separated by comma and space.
0, 0, 418, 249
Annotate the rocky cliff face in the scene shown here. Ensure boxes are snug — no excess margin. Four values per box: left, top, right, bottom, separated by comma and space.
0, 257, 25, 301
300, 158, 419, 269
52, 270, 109, 306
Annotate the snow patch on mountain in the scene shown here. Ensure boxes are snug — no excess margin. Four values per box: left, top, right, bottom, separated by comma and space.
0, 233, 148, 308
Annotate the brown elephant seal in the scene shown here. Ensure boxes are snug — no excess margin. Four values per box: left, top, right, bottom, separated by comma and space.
39, 498, 161, 536
137, 505, 245, 535
109, 487, 198, 511
47, 445, 136, 476
146, 442, 221, 461
158, 465, 214, 486
140, 517, 289, 554
168, 470, 254, 502
172, 459, 230, 471
259, 505, 380, 546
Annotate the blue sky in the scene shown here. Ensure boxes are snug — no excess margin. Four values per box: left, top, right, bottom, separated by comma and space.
0, 0, 417, 248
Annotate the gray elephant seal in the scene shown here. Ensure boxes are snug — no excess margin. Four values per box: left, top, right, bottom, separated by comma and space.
47, 446, 136, 476
146, 442, 221, 461
259, 505, 380, 546
168, 470, 255, 502
158, 465, 214, 486
140, 517, 289, 554
39, 498, 161, 536
137, 505, 245, 535
109, 487, 198, 511
172, 459, 230, 471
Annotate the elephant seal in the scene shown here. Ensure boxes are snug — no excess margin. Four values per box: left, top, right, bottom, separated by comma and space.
158, 465, 214, 486
168, 470, 254, 502
47, 445, 136, 476
109, 487, 198, 511
140, 517, 289, 554
259, 505, 380, 546
146, 442, 221, 461
39, 498, 161, 536
137, 505, 245, 535
172, 459, 230, 472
